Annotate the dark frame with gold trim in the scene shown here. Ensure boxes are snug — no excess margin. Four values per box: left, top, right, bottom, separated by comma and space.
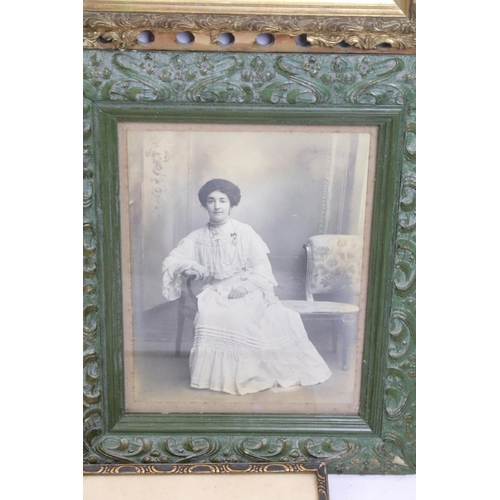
84, 462, 329, 500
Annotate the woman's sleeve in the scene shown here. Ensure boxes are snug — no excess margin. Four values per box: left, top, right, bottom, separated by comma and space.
241, 227, 278, 300
161, 237, 199, 301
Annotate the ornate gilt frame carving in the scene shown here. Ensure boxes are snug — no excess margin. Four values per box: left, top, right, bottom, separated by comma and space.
84, 462, 329, 499
83, 0, 416, 52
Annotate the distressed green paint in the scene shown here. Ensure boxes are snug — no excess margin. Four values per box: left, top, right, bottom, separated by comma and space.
83, 51, 416, 474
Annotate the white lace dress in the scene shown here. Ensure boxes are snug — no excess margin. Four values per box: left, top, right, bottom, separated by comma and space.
162, 219, 332, 395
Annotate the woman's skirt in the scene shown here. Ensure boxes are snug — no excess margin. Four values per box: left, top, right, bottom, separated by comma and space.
189, 279, 332, 395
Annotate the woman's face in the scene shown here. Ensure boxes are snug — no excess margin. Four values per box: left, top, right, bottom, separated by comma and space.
206, 190, 231, 224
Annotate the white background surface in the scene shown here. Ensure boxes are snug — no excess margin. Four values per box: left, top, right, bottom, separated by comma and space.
328, 475, 416, 500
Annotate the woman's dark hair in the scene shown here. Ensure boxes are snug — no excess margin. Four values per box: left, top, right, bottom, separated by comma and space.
198, 179, 241, 207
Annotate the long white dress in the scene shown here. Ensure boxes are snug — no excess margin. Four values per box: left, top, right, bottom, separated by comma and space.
162, 219, 332, 395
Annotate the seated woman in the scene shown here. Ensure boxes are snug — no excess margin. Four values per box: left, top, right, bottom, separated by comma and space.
162, 178, 332, 395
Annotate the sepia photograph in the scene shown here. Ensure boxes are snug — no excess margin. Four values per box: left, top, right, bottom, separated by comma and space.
118, 122, 378, 414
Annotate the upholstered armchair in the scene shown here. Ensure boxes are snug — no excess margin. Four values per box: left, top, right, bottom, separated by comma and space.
282, 235, 362, 370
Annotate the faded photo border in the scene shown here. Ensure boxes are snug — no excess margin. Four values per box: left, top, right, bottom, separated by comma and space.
118, 122, 378, 415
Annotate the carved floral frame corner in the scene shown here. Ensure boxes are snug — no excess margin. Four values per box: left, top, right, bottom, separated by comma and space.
83, 50, 416, 474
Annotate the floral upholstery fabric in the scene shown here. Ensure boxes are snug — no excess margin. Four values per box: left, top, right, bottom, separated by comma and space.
306, 235, 363, 302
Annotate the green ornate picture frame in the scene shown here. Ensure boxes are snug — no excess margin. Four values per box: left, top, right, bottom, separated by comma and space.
83, 49, 415, 474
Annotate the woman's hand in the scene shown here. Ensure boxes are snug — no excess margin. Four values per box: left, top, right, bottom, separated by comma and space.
228, 287, 248, 299
183, 264, 209, 281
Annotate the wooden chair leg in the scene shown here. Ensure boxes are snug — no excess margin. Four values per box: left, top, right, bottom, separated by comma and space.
175, 295, 186, 358
332, 320, 338, 353
341, 326, 349, 371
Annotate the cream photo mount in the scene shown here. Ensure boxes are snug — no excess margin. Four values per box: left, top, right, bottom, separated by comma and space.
83, 0, 413, 17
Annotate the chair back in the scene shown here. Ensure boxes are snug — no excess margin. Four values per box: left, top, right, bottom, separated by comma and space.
305, 234, 363, 303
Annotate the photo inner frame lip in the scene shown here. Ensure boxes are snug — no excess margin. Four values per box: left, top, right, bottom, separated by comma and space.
118, 122, 379, 416
94, 105, 404, 433
88, 98, 410, 475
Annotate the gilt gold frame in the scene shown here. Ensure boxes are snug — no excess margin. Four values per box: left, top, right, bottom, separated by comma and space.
84, 463, 329, 500
83, 0, 416, 52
